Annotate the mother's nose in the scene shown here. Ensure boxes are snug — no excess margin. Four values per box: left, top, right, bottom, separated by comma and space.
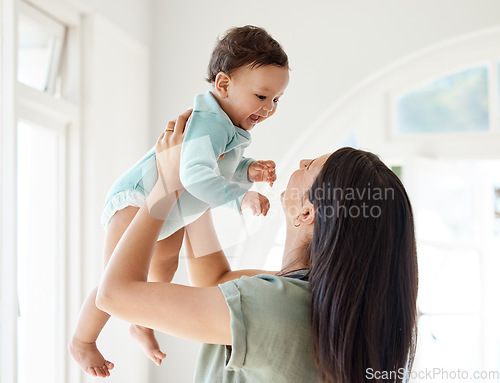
299, 159, 311, 168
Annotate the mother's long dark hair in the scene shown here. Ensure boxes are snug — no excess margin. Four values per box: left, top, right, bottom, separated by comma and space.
308, 148, 418, 383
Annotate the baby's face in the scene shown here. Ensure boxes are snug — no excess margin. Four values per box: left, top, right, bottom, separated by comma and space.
223, 64, 289, 131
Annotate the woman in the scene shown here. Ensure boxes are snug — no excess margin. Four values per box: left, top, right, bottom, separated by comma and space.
97, 109, 418, 383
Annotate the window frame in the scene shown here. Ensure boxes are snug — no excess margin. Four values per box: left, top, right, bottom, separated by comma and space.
1, 1, 82, 382
1, 1, 19, 382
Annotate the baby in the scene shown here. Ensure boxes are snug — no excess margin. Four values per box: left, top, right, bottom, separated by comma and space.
69, 25, 289, 378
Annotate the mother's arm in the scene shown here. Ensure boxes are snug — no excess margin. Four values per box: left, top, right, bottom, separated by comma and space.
96, 111, 231, 345
184, 209, 278, 287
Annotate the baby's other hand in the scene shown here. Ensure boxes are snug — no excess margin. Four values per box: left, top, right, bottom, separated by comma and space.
241, 191, 270, 216
248, 160, 276, 187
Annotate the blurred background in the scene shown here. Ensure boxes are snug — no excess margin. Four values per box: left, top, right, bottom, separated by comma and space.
1, 0, 500, 382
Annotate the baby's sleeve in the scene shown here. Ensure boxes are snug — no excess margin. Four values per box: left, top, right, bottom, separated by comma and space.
232, 157, 255, 185
179, 112, 251, 208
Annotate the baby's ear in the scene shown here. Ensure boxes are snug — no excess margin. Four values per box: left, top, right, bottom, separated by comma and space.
214, 72, 230, 98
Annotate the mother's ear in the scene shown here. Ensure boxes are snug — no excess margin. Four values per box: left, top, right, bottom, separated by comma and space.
214, 72, 231, 98
297, 199, 315, 226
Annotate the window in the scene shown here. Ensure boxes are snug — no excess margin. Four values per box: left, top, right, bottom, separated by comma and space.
417, 246, 482, 369
16, 8, 69, 381
397, 66, 490, 134
17, 4, 65, 94
1, 1, 80, 382
410, 159, 500, 373
17, 120, 66, 383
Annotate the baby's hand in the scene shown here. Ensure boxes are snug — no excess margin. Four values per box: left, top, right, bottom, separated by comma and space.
241, 191, 270, 216
248, 160, 276, 187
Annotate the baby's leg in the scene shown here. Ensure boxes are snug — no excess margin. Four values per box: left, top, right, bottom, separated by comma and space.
129, 227, 184, 365
69, 206, 139, 378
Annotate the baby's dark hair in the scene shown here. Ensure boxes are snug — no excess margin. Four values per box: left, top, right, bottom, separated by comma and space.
206, 25, 289, 83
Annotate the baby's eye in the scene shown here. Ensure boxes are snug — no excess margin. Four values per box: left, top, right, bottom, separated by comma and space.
256, 94, 266, 100
273, 98, 280, 103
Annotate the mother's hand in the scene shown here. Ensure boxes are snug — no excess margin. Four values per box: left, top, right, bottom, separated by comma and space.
155, 109, 192, 194
148, 109, 192, 220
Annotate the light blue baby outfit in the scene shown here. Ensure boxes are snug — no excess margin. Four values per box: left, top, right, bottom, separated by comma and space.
101, 91, 255, 240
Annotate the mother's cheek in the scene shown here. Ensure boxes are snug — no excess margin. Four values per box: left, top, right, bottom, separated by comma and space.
282, 188, 302, 218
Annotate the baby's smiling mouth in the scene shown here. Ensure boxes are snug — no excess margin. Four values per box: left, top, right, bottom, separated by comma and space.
249, 114, 260, 124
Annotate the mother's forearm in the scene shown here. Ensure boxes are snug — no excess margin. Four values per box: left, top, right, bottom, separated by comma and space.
183, 210, 231, 287
96, 181, 179, 313
184, 210, 275, 287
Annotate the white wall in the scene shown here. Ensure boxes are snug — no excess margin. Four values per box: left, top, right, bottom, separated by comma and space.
69, 0, 150, 45
148, 1, 500, 381
80, 12, 151, 383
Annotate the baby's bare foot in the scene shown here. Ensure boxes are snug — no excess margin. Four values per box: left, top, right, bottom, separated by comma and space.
129, 324, 166, 366
69, 337, 114, 378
